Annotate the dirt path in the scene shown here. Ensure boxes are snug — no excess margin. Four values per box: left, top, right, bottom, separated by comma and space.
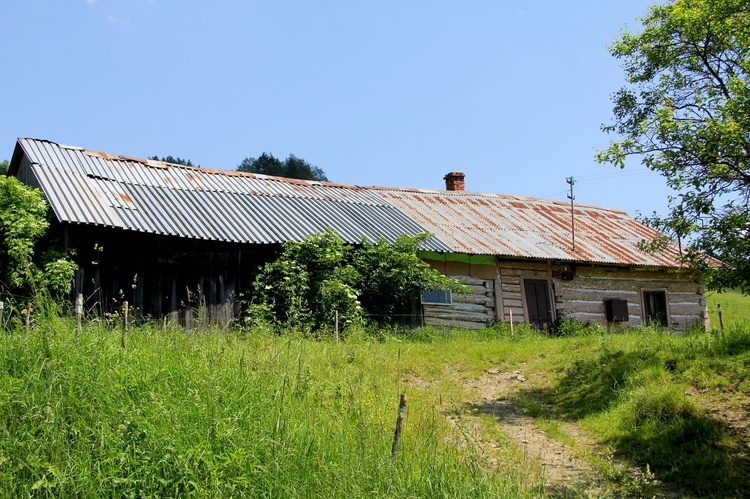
457, 366, 670, 498
462, 367, 611, 496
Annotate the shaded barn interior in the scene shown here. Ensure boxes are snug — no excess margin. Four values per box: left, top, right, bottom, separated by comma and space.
66, 225, 276, 328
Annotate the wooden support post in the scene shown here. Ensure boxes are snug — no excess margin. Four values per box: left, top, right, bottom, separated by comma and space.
391, 393, 407, 457
122, 301, 129, 351
75, 293, 83, 345
26, 303, 31, 333
509, 309, 514, 338
334, 310, 339, 342
0, 301, 4, 331
717, 303, 724, 331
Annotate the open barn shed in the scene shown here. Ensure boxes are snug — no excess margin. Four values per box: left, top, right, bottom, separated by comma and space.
8, 138, 708, 330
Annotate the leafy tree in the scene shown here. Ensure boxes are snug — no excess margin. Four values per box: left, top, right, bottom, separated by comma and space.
237, 153, 328, 181
0, 160, 8, 176
598, 0, 750, 294
251, 229, 466, 334
149, 155, 194, 166
0, 176, 77, 296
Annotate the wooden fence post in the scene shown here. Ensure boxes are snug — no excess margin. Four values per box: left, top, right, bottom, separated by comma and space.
717, 303, 724, 331
75, 293, 83, 345
0, 301, 4, 331
334, 310, 339, 342
391, 393, 407, 457
122, 301, 129, 351
509, 309, 514, 337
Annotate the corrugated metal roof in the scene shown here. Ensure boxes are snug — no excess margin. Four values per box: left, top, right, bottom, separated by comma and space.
13, 138, 684, 268
15, 138, 451, 251
370, 187, 684, 268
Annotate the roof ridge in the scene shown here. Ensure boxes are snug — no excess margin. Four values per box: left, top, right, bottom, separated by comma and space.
367, 185, 628, 214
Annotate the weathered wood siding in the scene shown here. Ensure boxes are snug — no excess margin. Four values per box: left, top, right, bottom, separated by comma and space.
67, 225, 275, 329
426, 257, 708, 331
495, 261, 550, 325
554, 266, 708, 330
494, 260, 707, 330
423, 275, 496, 329
422, 260, 497, 329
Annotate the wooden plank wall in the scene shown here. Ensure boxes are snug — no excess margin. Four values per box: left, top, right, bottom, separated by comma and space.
423, 275, 496, 329
496, 262, 549, 325
421, 261, 497, 329
494, 260, 708, 330
555, 267, 708, 330
425, 257, 708, 331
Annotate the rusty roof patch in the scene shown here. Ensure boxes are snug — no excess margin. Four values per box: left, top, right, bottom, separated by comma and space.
369, 188, 684, 268
14, 138, 687, 268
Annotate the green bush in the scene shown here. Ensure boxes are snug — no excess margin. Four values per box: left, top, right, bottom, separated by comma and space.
0, 176, 77, 298
251, 229, 467, 334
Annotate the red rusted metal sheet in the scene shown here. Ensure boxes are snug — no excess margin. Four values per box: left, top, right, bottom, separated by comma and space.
370, 187, 684, 268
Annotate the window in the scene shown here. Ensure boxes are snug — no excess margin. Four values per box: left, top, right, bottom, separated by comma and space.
421, 290, 452, 305
642, 290, 668, 327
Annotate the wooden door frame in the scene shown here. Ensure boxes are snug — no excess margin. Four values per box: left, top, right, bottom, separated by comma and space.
640, 287, 670, 327
522, 278, 556, 328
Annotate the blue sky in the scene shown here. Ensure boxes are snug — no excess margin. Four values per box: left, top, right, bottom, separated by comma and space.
1, 1, 669, 217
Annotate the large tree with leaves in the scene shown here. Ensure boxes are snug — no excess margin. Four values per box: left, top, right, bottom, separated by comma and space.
598, 0, 750, 294
237, 153, 328, 181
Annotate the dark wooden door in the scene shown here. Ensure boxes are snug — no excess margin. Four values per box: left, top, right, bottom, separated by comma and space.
524, 279, 552, 330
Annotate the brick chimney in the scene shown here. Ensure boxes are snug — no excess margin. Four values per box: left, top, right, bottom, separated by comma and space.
444, 172, 465, 191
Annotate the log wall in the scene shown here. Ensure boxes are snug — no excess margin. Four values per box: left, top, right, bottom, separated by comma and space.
555, 266, 708, 330
422, 261, 497, 329
425, 257, 708, 331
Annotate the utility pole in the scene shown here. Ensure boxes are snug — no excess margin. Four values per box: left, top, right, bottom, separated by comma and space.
566, 176, 576, 252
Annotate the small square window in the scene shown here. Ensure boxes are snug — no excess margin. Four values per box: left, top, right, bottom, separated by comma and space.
421, 290, 452, 305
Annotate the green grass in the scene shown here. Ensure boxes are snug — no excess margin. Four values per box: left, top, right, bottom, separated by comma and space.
707, 288, 750, 327
1, 315, 748, 497
0, 320, 531, 498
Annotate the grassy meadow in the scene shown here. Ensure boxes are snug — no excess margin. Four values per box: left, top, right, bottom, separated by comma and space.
0, 298, 748, 497
706, 288, 750, 328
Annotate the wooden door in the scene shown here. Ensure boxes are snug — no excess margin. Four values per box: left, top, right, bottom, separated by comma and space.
524, 279, 552, 330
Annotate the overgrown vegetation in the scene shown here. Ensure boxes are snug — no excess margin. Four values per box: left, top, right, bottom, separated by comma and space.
1, 308, 748, 496
250, 229, 468, 334
0, 321, 531, 498
0, 176, 77, 299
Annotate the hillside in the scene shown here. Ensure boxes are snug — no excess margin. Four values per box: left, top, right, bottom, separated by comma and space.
0, 318, 748, 497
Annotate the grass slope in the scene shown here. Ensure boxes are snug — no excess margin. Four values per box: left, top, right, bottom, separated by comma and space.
706, 288, 750, 327
0, 317, 748, 497
0, 320, 530, 498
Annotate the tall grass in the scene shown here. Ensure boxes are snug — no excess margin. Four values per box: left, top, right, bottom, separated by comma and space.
542, 326, 750, 496
0, 320, 528, 498
2, 314, 748, 497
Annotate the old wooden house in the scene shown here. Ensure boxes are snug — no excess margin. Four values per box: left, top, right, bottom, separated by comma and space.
7, 138, 708, 330
376, 173, 708, 330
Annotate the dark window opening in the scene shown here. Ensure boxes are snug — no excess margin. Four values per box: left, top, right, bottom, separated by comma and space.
421, 289, 452, 305
605, 298, 629, 322
643, 290, 668, 327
